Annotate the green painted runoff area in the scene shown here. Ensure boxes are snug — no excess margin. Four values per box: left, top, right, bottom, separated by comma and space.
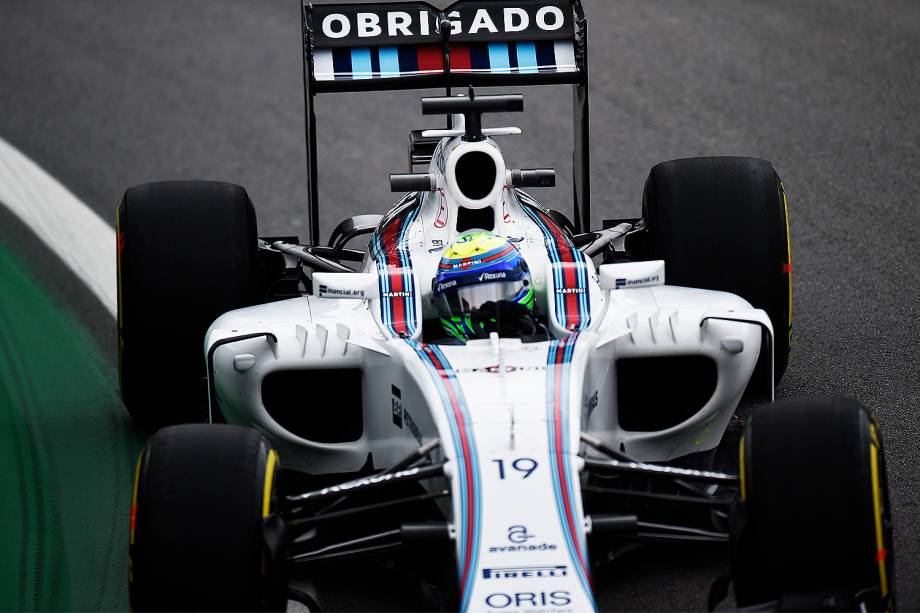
0, 241, 142, 610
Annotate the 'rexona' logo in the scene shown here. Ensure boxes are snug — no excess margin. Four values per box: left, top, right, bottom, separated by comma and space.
436, 279, 457, 293
478, 271, 507, 282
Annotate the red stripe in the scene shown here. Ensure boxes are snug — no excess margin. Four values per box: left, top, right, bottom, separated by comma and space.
561, 263, 577, 294
782, 262, 792, 274
385, 214, 404, 328
442, 244, 516, 271
480, 244, 516, 263
417, 45, 444, 72
389, 268, 404, 294
528, 207, 577, 260
425, 346, 475, 590
447, 382, 475, 589
451, 44, 472, 70
562, 263, 580, 329
552, 342, 591, 584
552, 352, 578, 553
564, 293, 579, 330
389, 270, 407, 334
378, 210, 414, 334
530, 208, 585, 329
537, 209, 575, 259
379, 217, 401, 261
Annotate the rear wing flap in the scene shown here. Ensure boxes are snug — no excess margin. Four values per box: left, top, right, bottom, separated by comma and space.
303, 1, 586, 92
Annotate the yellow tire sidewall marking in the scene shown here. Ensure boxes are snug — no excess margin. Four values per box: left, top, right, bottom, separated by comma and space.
130, 452, 142, 545
128, 451, 143, 585
262, 449, 279, 519
869, 423, 889, 602
739, 435, 747, 503
260, 449, 280, 580
782, 184, 792, 345
116, 207, 124, 357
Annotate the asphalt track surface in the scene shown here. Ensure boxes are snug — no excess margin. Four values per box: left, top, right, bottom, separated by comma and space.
0, 1, 918, 610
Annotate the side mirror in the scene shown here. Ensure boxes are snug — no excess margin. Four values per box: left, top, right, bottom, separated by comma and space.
389, 173, 436, 193
508, 168, 556, 188
312, 272, 378, 300
598, 260, 665, 291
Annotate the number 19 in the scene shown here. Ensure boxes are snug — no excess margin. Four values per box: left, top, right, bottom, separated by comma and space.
493, 458, 538, 480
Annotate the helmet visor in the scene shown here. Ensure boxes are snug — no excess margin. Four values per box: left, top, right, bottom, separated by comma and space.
435, 280, 528, 319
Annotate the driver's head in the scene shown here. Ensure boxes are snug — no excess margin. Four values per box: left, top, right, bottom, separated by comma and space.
432, 230, 536, 341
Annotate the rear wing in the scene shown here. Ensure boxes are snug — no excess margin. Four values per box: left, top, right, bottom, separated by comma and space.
301, 0, 590, 244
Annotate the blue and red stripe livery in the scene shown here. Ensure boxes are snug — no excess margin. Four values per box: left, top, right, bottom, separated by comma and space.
314, 40, 576, 81
370, 193, 421, 338
546, 333, 595, 608
519, 194, 591, 332
405, 341, 481, 611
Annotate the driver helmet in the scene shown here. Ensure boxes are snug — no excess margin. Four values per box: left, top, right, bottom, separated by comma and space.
432, 230, 536, 341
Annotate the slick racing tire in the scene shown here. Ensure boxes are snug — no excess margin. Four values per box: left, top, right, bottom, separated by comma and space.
117, 181, 260, 426
730, 397, 895, 611
640, 157, 792, 386
129, 424, 288, 612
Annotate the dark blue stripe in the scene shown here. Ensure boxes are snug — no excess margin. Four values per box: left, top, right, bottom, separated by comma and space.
397, 45, 418, 73
332, 47, 352, 79
508, 42, 519, 70
535, 40, 555, 72
469, 43, 490, 70
370, 47, 381, 75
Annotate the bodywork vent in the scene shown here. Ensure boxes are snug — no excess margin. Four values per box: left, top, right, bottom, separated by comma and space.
262, 369, 363, 443
456, 205, 494, 232
616, 356, 717, 432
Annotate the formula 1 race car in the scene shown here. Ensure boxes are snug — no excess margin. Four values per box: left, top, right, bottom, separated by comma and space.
117, 1, 895, 611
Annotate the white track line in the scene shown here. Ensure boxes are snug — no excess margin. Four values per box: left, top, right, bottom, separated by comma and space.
0, 137, 116, 317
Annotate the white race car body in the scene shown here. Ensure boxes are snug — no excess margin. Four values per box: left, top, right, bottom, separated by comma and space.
206, 131, 771, 611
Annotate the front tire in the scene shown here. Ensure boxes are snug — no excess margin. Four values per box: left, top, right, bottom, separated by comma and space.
129, 424, 288, 612
730, 397, 895, 610
640, 156, 792, 385
117, 181, 260, 426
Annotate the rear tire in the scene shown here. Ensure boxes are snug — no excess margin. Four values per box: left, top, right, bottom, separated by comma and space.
129, 424, 288, 612
640, 157, 792, 385
117, 181, 260, 426
731, 397, 895, 610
